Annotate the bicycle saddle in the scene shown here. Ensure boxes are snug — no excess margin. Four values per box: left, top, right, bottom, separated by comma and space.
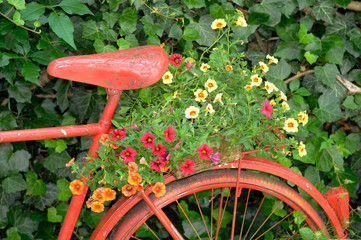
47, 45, 168, 90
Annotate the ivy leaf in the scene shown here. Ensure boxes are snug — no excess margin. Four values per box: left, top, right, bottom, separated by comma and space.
20, 2, 45, 21
70, 88, 96, 122
343, 95, 359, 110
297, 0, 315, 9
8, 206, 38, 236
47, 207, 62, 223
117, 38, 131, 50
48, 12, 76, 50
0, 111, 18, 131
12, 11, 24, 25
317, 148, 343, 172
249, 1, 282, 26
119, 8, 138, 35
57, 179, 72, 201
184, 0, 206, 9
304, 166, 320, 186
169, 23, 182, 40
233, 24, 258, 43
4, 227, 21, 240
182, 27, 202, 41
7, 0, 26, 10
335, 0, 351, 8
93, 39, 117, 53
25, 171, 46, 196
313, 94, 343, 123
313, 0, 335, 24
9, 150, 31, 172
265, 59, 291, 92
23, 184, 59, 211
274, 41, 303, 61
44, 151, 71, 173
0, 143, 13, 177
83, 211, 105, 228
300, 227, 314, 240
2, 173, 26, 193
298, 24, 317, 44
81, 20, 100, 40
53, 79, 70, 112
21, 61, 40, 85
58, 0, 93, 15
190, 15, 217, 46
314, 64, 339, 87
293, 211, 306, 227
304, 51, 318, 64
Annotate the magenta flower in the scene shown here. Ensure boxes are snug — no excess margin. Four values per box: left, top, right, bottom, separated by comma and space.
196, 144, 213, 160
150, 158, 165, 172
186, 61, 195, 72
169, 54, 183, 67
172, 139, 183, 150
121, 146, 137, 163
161, 152, 171, 162
164, 126, 176, 142
211, 152, 221, 165
110, 127, 126, 140
179, 159, 195, 176
262, 100, 273, 118
140, 132, 155, 148
152, 144, 165, 156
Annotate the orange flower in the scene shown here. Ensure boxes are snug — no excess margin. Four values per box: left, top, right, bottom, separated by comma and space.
69, 180, 84, 195
91, 201, 104, 213
128, 173, 142, 186
92, 188, 106, 203
160, 162, 171, 172
102, 188, 116, 201
99, 134, 111, 146
86, 198, 94, 208
226, 65, 233, 71
110, 143, 120, 149
128, 162, 138, 174
153, 182, 166, 197
134, 184, 144, 191
65, 157, 75, 167
122, 184, 137, 197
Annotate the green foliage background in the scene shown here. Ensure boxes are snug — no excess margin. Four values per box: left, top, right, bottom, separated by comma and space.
0, 0, 360, 239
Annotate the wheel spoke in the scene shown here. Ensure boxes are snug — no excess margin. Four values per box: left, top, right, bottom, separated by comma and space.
243, 193, 268, 240
215, 188, 225, 240
231, 187, 242, 240
220, 187, 232, 227
194, 192, 211, 239
211, 188, 214, 239
144, 222, 160, 240
239, 188, 251, 240
248, 200, 283, 240
175, 199, 202, 240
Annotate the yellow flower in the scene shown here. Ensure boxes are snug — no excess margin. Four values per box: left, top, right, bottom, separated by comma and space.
298, 111, 309, 126
172, 90, 179, 99
162, 71, 173, 84
211, 19, 227, 29
264, 81, 275, 94
244, 85, 252, 91
213, 93, 223, 105
194, 89, 208, 102
185, 106, 200, 119
298, 141, 307, 157
205, 79, 218, 92
226, 65, 233, 71
200, 63, 210, 72
270, 99, 276, 106
266, 55, 279, 64
235, 16, 247, 27
205, 104, 215, 114
251, 74, 262, 86
284, 118, 299, 133
279, 91, 287, 101
139, 157, 147, 165
281, 101, 290, 111
259, 61, 269, 73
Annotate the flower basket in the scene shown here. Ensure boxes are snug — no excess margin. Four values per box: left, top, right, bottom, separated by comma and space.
69, 12, 309, 213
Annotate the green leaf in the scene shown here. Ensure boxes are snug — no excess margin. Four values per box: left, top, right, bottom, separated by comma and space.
249, 1, 282, 26
8, 0, 26, 10
298, 24, 317, 44
4, 227, 21, 240
119, 8, 138, 35
44, 151, 71, 173
233, 25, 258, 43
93, 39, 117, 53
304, 51, 318, 64
25, 171, 46, 196
190, 15, 217, 46
29, 51, 51, 65
103, 12, 119, 28
313, 94, 343, 123
81, 20, 99, 40
20, 2, 45, 21
0, 143, 13, 177
2, 173, 26, 193
0, 111, 18, 131
47, 207, 62, 223
23, 184, 59, 211
12, 11, 24, 25
53, 79, 70, 112
182, 27, 202, 41
9, 150, 31, 172
58, 0, 93, 15
1, 61, 17, 84
21, 61, 40, 85
184, 0, 206, 9
83, 211, 105, 228
8, 206, 38, 236
300, 227, 314, 240
57, 179, 72, 201
343, 95, 359, 110
140, 15, 163, 37
139, 87, 151, 104
169, 23, 182, 40
313, 0, 335, 24
335, 0, 351, 8
293, 210, 306, 227
297, 0, 315, 9
248, 12, 270, 25
274, 41, 303, 61
265, 59, 291, 92
70, 88, 96, 122
304, 166, 320, 186
117, 38, 130, 50
314, 64, 339, 87
48, 12, 76, 50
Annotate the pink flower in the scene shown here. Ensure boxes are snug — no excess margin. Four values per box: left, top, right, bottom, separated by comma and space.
110, 127, 126, 140
211, 152, 221, 165
179, 159, 195, 176
121, 146, 137, 163
186, 61, 195, 72
196, 144, 213, 160
160, 152, 171, 162
172, 139, 183, 150
152, 144, 165, 156
169, 54, 183, 67
150, 158, 165, 172
262, 100, 273, 118
164, 126, 176, 142
140, 132, 155, 148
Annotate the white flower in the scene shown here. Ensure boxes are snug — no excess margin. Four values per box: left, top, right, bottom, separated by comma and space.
213, 93, 223, 105
205, 104, 215, 114
251, 74, 262, 86
185, 106, 200, 119
266, 55, 279, 64
235, 16, 247, 27
211, 19, 227, 29
194, 89, 208, 102
298, 141, 307, 157
259, 62, 269, 73
284, 118, 299, 133
205, 79, 218, 92
298, 111, 309, 126
162, 71, 173, 84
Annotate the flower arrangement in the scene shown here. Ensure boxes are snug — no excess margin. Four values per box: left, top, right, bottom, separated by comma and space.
68, 11, 309, 213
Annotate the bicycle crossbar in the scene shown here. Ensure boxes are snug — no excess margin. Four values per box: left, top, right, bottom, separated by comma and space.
0, 124, 102, 143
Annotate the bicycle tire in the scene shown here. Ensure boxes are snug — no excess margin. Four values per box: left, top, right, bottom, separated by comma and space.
110, 170, 328, 239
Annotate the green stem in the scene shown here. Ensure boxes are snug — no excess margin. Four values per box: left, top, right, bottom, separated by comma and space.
0, 11, 41, 34
199, 28, 228, 62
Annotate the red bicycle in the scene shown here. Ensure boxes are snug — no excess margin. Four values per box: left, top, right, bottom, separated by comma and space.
0, 45, 349, 240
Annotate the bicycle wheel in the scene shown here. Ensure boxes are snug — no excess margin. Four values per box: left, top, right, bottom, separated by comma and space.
110, 170, 327, 239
